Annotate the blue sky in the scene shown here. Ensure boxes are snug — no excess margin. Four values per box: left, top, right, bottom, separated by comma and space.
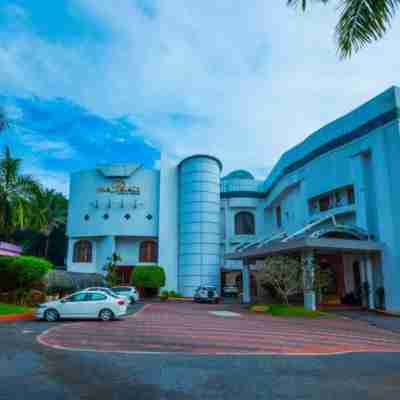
1, 1, 400, 194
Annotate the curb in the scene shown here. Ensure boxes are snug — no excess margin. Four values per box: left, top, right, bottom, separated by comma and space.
0, 311, 35, 322
374, 309, 400, 317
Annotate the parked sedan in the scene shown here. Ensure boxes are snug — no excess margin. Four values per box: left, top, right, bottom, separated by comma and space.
83, 286, 121, 298
112, 286, 140, 304
36, 291, 127, 322
222, 285, 239, 297
194, 286, 220, 304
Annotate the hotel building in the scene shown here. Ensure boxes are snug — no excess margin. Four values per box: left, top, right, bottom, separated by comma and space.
67, 86, 400, 311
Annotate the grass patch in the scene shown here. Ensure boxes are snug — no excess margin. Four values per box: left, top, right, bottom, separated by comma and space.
0, 303, 33, 316
248, 303, 327, 318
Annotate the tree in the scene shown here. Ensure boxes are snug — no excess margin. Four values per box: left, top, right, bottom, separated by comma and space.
287, 0, 400, 58
0, 146, 40, 240
30, 187, 67, 257
103, 253, 122, 287
259, 254, 330, 305
131, 266, 166, 297
259, 255, 304, 305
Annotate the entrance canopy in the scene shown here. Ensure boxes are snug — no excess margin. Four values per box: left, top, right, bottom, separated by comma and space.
225, 222, 383, 262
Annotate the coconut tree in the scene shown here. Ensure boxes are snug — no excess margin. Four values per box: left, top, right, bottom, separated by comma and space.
30, 187, 67, 257
287, 0, 400, 58
0, 146, 39, 240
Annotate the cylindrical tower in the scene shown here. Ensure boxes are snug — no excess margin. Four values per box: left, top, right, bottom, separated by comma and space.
178, 155, 222, 296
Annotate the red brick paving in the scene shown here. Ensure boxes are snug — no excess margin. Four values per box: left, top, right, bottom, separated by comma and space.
38, 302, 400, 355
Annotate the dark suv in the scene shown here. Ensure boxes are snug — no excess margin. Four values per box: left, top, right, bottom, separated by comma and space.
194, 286, 220, 304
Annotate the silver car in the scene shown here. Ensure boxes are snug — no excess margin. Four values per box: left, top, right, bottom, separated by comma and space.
112, 286, 140, 304
83, 286, 121, 298
194, 286, 220, 304
36, 291, 128, 322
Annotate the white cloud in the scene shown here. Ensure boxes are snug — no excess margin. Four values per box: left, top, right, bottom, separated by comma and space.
1, 1, 400, 177
21, 133, 76, 160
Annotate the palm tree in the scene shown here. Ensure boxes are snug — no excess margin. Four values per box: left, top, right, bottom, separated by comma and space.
287, 0, 400, 58
0, 146, 39, 240
30, 187, 67, 257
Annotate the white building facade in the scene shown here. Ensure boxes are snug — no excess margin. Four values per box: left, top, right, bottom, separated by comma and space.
67, 86, 400, 311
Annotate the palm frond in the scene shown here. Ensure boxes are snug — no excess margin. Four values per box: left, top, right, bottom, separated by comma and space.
287, 0, 330, 11
336, 0, 400, 58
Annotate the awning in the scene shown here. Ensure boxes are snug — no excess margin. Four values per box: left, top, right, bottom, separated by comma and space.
225, 237, 383, 261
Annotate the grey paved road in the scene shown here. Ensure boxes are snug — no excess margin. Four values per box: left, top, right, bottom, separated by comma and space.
329, 309, 400, 334
1, 305, 400, 400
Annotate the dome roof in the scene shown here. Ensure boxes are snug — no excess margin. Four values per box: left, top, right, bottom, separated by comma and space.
223, 169, 254, 180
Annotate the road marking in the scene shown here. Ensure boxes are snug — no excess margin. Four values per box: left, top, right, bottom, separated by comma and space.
208, 311, 241, 317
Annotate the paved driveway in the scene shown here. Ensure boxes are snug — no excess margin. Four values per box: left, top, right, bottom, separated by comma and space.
38, 302, 400, 355
2, 305, 400, 399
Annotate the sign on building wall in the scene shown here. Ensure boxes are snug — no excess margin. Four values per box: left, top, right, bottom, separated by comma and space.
97, 178, 140, 195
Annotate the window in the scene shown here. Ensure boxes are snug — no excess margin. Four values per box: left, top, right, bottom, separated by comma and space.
139, 241, 158, 263
234, 212, 255, 235
86, 293, 107, 301
73, 240, 92, 263
276, 206, 282, 228
347, 186, 355, 205
318, 195, 331, 212
66, 293, 88, 302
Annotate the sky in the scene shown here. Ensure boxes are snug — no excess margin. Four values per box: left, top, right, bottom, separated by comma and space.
1, 0, 400, 195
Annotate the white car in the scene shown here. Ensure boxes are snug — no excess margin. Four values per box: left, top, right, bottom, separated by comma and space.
83, 286, 122, 298
112, 286, 140, 304
36, 290, 128, 322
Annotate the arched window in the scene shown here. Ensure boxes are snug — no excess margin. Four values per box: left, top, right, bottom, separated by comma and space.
73, 240, 92, 263
235, 212, 255, 235
139, 241, 158, 263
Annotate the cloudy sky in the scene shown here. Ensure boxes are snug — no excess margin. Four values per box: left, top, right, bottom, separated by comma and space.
0, 0, 399, 195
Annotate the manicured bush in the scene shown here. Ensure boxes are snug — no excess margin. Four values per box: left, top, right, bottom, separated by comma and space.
0, 256, 53, 292
131, 266, 166, 291
160, 290, 169, 301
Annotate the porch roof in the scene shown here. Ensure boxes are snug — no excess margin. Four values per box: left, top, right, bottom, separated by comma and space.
225, 237, 384, 261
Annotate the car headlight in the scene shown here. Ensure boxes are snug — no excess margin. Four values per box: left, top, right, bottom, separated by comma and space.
36, 304, 47, 309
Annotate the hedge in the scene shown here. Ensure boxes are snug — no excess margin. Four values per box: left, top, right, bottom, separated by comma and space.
131, 266, 166, 289
0, 256, 53, 292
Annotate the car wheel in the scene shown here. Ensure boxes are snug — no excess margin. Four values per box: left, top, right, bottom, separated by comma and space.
99, 309, 114, 321
130, 297, 136, 304
44, 309, 59, 322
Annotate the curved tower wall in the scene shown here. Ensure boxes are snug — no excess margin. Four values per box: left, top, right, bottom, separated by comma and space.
178, 156, 222, 296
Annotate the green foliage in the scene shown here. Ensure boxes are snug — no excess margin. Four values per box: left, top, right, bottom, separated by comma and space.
103, 253, 122, 287
168, 290, 183, 298
131, 265, 166, 289
287, 0, 400, 58
0, 146, 40, 240
160, 290, 169, 300
0, 256, 53, 292
0, 303, 33, 315
249, 303, 327, 318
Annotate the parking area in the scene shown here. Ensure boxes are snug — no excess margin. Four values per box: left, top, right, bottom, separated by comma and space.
38, 301, 400, 355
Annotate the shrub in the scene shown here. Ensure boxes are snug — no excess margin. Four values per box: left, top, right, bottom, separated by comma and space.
168, 291, 183, 298
160, 290, 169, 301
131, 266, 166, 291
0, 256, 53, 292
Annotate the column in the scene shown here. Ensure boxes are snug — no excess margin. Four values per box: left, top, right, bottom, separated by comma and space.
365, 256, 375, 309
242, 262, 251, 304
360, 259, 368, 308
302, 249, 316, 311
